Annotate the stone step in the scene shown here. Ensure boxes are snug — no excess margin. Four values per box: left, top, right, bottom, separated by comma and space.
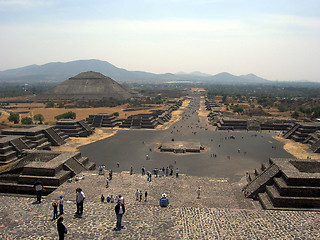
17, 170, 72, 186
35, 141, 51, 150
0, 145, 13, 154
266, 185, 320, 209
0, 151, 17, 161
258, 192, 274, 210
0, 182, 57, 195
274, 177, 320, 197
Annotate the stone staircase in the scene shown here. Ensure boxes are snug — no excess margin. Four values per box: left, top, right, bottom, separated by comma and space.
91, 115, 103, 127
43, 128, 66, 146
282, 124, 300, 139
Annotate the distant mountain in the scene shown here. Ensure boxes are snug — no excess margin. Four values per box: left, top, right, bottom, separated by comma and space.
0, 59, 270, 84
204, 72, 270, 84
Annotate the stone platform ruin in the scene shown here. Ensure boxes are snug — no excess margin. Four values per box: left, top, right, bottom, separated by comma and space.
55, 119, 94, 137
0, 150, 95, 195
245, 158, 320, 211
159, 141, 203, 153
283, 122, 320, 153
86, 113, 121, 128
1, 125, 68, 150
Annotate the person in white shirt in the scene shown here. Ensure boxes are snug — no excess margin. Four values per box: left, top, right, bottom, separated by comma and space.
119, 195, 125, 205
76, 188, 85, 215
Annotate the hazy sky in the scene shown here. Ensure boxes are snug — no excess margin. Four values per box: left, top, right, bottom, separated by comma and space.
1, 0, 319, 81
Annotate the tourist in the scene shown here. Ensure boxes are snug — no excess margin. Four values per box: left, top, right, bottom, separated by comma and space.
159, 168, 163, 177
110, 195, 114, 203
76, 188, 85, 215
115, 200, 125, 231
148, 172, 152, 182
57, 216, 67, 240
101, 194, 105, 203
141, 166, 145, 175
52, 201, 58, 219
176, 168, 179, 178
109, 170, 113, 180
117, 162, 120, 168
166, 167, 169, 176
106, 178, 109, 188
170, 168, 173, 176
197, 187, 201, 199
130, 166, 133, 175
136, 189, 139, 201
107, 195, 111, 203
139, 190, 142, 202
119, 194, 125, 205
145, 191, 148, 202
59, 195, 64, 215
33, 179, 44, 203
115, 195, 119, 204
159, 193, 169, 207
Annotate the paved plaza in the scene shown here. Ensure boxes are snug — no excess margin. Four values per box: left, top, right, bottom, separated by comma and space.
0, 171, 319, 239
1, 96, 319, 239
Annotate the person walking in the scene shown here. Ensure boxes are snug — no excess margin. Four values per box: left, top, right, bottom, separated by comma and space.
197, 187, 201, 199
115, 200, 125, 231
106, 178, 109, 188
76, 188, 85, 215
141, 166, 145, 175
57, 216, 67, 240
52, 201, 58, 219
176, 168, 179, 178
139, 190, 142, 202
136, 189, 139, 201
109, 170, 113, 180
130, 166, 133, 175
33, 179, 44, 203
59, 195, 64, 215
145, 191, 148, 202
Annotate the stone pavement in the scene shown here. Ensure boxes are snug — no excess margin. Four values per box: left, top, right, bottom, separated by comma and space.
0, 171, 319, 239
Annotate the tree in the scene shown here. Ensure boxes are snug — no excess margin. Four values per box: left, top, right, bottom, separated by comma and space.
8, 112, 19, 124
232, 106, 244, 115
291, 111, 299, 119
45, 101, 55, 108
34, 114, 45, 124
21, 117, 33, 124
113, 112, 119, 117
55, 111, 76, 120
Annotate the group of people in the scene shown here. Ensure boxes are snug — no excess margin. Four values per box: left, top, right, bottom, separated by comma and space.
152, 167, 179, 178
136, 189, 148, 202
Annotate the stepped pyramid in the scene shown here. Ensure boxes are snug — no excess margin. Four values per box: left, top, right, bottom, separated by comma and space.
37, 71, 132, 100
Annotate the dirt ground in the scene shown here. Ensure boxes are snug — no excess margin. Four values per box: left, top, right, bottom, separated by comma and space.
273, 136, 320, 159
1, 103, 165, 125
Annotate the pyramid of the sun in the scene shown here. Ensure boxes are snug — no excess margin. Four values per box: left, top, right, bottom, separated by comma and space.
37, 71, 132, 100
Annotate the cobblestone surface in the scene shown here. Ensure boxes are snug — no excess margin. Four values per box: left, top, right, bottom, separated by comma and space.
1, 171, 319, 239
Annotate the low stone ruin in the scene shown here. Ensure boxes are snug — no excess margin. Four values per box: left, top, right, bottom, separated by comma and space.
1, 125, 68, 150
244, 158, 320, 211
283, 122, 320, 153
55, 119, 94, 137
86, 113, 121, 128
0, 150, 95, 195
159, 141, 203, 153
